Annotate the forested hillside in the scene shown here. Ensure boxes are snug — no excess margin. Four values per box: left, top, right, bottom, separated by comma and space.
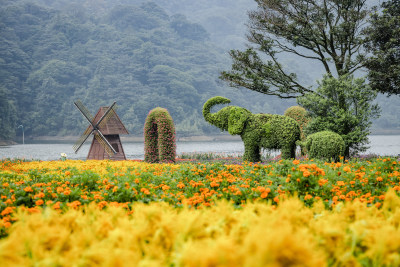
0, 0, 399, 142
0, 0, 296, 140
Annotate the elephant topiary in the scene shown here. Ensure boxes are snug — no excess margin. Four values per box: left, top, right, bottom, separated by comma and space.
203, 96, 301, 162
297, 131, 345, 161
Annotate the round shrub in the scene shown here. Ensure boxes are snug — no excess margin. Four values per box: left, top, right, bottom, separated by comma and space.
144, 107, 176, 163
303, 131, 345, 161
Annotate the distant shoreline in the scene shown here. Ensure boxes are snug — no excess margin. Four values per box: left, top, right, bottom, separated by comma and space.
24, 134, 242, 143
3, 130, 400, 146
0, 140, 17, 146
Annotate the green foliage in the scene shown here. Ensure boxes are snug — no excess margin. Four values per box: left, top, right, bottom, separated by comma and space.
0, 87, 17, 141
227, 107, 250, 135
301, 131, 345, 161
0, 1, 227, 137
297, 75, 381, 158
284, 106, 310, 155
144, 107, 176, 163
202, 96, 233, 131
284, 106, 310, 140
364, 0, 400, 96
170, 14, 209, 41
220, 0, 370, 98
203, 96, 300, 162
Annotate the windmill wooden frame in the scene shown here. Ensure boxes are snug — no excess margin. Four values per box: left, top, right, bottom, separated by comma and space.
73, 100, 129, 160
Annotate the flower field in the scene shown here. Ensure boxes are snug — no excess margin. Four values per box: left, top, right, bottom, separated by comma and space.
0, 157, 399, 266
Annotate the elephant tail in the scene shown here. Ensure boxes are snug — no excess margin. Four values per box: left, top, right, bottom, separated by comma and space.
202, 96, 231, 124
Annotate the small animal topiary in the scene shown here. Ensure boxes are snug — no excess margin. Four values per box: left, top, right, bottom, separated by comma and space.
297, 131, 345, 161
144, 107, 176, 163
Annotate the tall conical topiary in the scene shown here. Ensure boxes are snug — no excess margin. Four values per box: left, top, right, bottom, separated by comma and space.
144, 107, 176, 163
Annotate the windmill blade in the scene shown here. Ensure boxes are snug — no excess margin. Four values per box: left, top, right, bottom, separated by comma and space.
74, 100, 95, 126
73, 100, 96, 153
73, 127, 94, 153
95, 102, 117, 129
98, 105, 118, 129
94, 132, 116, 156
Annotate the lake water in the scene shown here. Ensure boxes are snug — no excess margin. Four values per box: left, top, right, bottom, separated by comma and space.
0, 135, 399, 161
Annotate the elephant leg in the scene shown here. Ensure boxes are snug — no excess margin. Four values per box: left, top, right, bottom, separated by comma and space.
281, 143, 296, 159
243, 140, 261, 162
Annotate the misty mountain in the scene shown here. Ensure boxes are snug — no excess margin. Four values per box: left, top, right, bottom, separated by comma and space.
0, 0, 298, 140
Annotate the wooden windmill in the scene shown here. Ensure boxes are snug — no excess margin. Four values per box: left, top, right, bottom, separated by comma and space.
73, 100, 129, 160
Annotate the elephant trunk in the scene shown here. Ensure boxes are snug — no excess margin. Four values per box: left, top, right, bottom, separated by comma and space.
202, 96, 231, 125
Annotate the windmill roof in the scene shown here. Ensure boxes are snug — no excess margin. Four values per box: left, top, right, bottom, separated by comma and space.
85, 106, 129, 135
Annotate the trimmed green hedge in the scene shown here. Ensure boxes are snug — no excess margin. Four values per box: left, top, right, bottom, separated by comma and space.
144, 107, 176, 163
299, 131, 345, 161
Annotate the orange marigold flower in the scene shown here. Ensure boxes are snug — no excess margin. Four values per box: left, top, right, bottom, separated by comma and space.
261, 191, 269, 199
34, 192, 45, 199
210, 181, 219, 187
375, 202, 382, 208
64, 171, 71, 176
67, 200, 81, 209
2, 183, 9, 187
343, 166, 351, 173
337, 181, 345, 186
24, 186, 33, 193
140, 188, 150, 195
292, 159, 300, 165
273, 196, 279, 203
376, 177, 383, 182
177, 182, 185, 189
304, 194, 313, 201
98, 201, 107, 209
303, 170, 311, 177
35, 199, 44, 206
56, 187, 64, 193
53, 202, 61, 210
1, 207, 14, 216
162, 185, 170, 190
318, 179, 328, 186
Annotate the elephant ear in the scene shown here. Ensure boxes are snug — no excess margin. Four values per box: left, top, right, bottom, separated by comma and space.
228, 107, 250, 135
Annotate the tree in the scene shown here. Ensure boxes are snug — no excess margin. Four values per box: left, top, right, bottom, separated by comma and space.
0, 87, 17, 141
364, 0, 400, 96
220, 0, 370, 98
297, 75, 380, 157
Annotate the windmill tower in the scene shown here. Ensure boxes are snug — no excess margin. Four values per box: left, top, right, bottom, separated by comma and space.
73, 100, 129, 160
